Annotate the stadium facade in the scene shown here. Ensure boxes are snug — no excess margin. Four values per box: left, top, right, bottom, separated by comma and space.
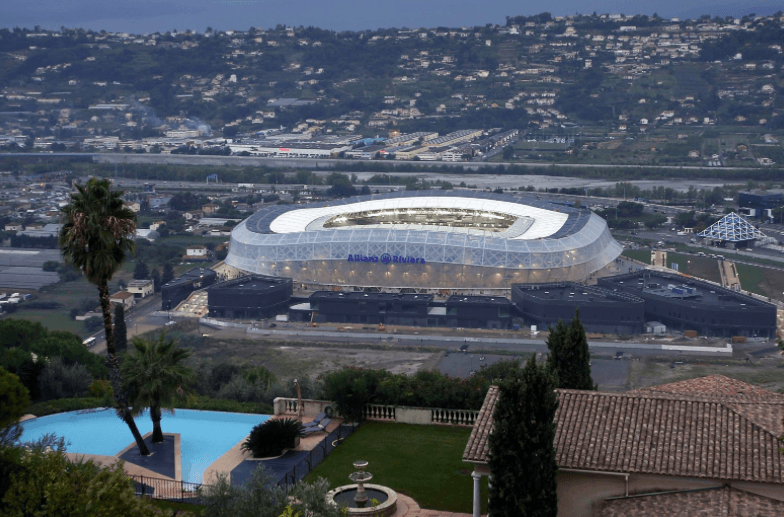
226, 191, 622, 290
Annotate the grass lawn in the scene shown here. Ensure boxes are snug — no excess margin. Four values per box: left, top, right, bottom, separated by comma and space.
149, 499, 204, 515
305, 421, 488, 514
621, 249, 650, 264
735, 263, 765, 295
11, 309, 87, 336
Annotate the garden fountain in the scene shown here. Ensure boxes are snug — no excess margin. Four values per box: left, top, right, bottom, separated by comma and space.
325, 460, 397, 516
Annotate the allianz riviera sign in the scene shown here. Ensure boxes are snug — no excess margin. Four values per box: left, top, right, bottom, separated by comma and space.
347, 253, 426, 265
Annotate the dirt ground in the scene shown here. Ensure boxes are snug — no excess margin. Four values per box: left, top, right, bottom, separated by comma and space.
179, 327, 444, 380
624, 353, 784, 393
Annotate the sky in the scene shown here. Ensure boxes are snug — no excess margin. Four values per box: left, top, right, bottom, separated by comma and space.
3, 0, 782, 34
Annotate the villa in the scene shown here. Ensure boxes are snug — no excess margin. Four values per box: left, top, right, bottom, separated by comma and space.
464, 375, 784, 516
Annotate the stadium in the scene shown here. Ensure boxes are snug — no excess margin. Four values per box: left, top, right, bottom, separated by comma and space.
225, 191, 622, 291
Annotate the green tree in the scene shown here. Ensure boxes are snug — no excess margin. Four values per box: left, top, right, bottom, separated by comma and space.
502, 145, 515, 160
161, 262, 175, 285
58, 178, 150, 455
546, 309, 595, 390
2, 440, 165, 517
121, 333, 194, 443
113, 304, 128, 353
0, 366, 29, 436
133, 260, 149, 280
488, 355, 558, 517
150, 268, 161, 292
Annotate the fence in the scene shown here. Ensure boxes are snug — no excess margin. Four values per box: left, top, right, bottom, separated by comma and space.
131, 475, 204, 503
277, 423, 359, 487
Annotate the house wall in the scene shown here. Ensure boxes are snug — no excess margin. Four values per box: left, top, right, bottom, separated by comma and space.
557, 470, 784, 517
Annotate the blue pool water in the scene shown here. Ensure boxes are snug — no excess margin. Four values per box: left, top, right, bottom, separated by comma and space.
20, 409, 270, 483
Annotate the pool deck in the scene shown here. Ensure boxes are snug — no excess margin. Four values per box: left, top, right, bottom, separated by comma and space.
203, 414, 344, 485
65, 452, 176, 480
118, 433, 181, 481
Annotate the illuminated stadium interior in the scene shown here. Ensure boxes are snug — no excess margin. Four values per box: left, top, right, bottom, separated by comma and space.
324, 208, 517, 232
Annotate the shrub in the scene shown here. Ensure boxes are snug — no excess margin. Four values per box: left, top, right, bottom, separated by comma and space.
200, 468, 343, 517
42, 260, 60, 272
319, 362, 522, 414
24, 397, 106, 417
37, 357, 92, 401
181, 396, 272, 415
83, 316, 103, 332
241, 418, 304, 458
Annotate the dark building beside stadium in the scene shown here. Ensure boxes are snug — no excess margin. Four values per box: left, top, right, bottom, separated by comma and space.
443, 295, 513, 330
161, 267, 217, 311
291, 291, 513, 329
307, 291, 434, 326
598, 271, 777, 338
512, 282, 645, 334
207, 275, 293, 320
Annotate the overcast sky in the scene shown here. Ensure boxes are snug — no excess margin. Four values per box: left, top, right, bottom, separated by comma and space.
3, 0, 782, 34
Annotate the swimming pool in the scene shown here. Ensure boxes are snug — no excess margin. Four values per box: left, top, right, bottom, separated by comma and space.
20, 409, 270, 483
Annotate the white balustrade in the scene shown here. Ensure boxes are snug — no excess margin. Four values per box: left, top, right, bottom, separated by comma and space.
273, 398, 477, 426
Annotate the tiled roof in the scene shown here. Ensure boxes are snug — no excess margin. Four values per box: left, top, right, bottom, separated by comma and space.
635, 375, 784, 401
463, 385, 498, 465
598, 485, 784, 516
463, 380, 784, 484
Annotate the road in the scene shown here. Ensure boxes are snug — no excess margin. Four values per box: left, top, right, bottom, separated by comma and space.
4, 152, 775, 173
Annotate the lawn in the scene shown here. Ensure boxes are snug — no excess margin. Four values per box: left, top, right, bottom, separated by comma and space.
305, 421, 488, 514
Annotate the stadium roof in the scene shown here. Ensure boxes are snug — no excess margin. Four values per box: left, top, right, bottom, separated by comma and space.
697, 212, 764, 242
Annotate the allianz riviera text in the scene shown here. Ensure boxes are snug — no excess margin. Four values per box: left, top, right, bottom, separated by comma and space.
347, 253, 426, 265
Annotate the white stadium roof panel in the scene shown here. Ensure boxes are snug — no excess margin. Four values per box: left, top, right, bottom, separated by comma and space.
269, 196, 568, 240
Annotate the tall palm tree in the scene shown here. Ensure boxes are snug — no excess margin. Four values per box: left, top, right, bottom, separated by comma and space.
59, 178, 150, 455
121, 333, 194, 443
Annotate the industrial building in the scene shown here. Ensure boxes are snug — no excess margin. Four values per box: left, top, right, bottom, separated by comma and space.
598, 270, 777, 338
207, 275, 292, 319
161, 267, 217, 311
738, 190, 783, 219
226, 190, 622, 291
512, 282, 645, 334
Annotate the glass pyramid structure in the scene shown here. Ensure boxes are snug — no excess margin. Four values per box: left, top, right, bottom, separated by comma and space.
697, 212, 765, 242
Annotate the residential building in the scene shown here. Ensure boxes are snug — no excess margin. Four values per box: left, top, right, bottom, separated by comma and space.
126, 279, 154, 298
464, 375, 784, 517
110, 290, 136, 308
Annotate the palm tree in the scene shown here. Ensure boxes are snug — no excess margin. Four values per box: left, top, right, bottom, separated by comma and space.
122, 333, 194, 443
59, 178, 150, 455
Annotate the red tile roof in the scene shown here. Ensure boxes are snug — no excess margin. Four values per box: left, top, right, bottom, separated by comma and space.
635, 375, 784, 401
463, 385, 498, 466
598, 485, 784, 517
463, 378, 784, 484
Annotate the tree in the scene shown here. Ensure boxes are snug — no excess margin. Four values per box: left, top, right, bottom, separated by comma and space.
488, 355, 558, 517
121, 333, 194, 443
502, 145, 515, 160
2, 439, 164, 517
113, 304, 128, 353
59, 178, 150, 456
133, 260, 149, 280
0, 366, 29, 437
150, 268, 161, 293
161, 263, 175, 286
546, 309, 595, 390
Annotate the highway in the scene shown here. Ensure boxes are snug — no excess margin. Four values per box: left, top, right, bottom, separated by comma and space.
3, 152, 776, 173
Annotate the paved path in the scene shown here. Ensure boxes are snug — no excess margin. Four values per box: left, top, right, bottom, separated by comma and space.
394, 494, 482, 517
